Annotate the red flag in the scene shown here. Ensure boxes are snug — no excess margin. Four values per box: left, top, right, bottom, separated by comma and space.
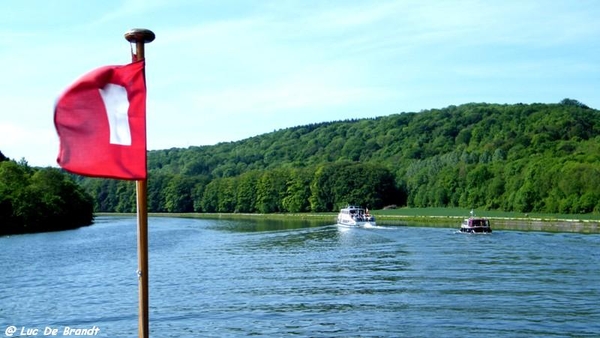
54, 60, 147, 180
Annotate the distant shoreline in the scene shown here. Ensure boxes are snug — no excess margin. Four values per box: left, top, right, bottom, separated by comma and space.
96, 212, 600, 234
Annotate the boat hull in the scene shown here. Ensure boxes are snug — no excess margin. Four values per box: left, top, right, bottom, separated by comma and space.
460, 227, 492, 233
337, 220, 376, 227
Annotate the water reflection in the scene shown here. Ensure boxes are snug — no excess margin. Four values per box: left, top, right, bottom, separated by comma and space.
210, 218, 330, 233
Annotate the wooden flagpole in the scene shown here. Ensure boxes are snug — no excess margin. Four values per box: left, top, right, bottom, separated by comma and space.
124, 28, 155, 338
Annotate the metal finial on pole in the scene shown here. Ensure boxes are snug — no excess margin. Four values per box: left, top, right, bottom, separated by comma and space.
124, 28, 154, 338
125, 28, 155, 61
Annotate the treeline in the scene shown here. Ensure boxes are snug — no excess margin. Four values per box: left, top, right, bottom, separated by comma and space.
78, 99, 600, 214
80, 162, 399, 213
0, 153, 94, 235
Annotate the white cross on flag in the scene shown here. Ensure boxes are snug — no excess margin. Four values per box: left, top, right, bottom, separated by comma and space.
54, 60, 147, 180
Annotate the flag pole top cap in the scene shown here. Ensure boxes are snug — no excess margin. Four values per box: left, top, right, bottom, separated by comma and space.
124, 28, 155, 43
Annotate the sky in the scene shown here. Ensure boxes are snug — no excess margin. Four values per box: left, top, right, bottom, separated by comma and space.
1, 0, 599, 167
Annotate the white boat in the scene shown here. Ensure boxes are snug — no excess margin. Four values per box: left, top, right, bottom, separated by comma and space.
336, 205, 376, 227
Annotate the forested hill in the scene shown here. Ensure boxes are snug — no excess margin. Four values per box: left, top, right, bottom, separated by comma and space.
80, 99, 600, 214
0, 153, 94, 235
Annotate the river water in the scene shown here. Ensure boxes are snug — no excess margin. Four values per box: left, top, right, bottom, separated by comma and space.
1, 216, 599, 337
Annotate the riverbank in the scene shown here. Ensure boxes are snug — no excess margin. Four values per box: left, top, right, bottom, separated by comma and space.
375, 215, 600, 234
122, 212, 600, 234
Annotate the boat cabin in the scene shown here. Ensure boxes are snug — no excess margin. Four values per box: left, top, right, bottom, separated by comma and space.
464, 218, 490, 227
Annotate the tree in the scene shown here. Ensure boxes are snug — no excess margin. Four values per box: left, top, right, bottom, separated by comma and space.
236, 171, 260, 213
560, 98, 589, 109
164, 175, 196, 212
0, 161, 29, 234
200, 180, 220, 213
255, 169, 288, 213
0, 162, 93, 235
310, 163, 343, 212
282, 168, 312, 212
217, 177, 237, 212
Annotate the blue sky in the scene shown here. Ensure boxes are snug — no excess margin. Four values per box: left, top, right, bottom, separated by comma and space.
1, 0, 599, 167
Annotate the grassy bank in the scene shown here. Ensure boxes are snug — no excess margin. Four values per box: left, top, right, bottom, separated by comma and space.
375, 207, 600, 233
98, 208, 600, 234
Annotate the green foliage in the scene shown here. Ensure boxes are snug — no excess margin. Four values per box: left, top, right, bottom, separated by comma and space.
255, 169, 288, 213
282, 168, 312, 213
235, 171, 260, 213
78, 100, 600, 214
0, 160, 93, 235
164, 175, 198, 212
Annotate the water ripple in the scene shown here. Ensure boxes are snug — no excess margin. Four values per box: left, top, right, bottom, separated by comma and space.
1, 217, 599, 337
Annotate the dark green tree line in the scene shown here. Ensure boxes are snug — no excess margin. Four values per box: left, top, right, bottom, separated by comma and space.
0, 156, 94, 235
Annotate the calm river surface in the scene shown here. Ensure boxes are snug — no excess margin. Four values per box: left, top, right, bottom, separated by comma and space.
1, 216, 599, 337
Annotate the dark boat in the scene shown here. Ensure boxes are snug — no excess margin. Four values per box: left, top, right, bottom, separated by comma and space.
460, 217, 492, 233
460, 211, 492, 233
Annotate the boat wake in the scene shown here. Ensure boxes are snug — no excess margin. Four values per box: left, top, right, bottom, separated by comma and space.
335, 223, 394, 230
332, 224, 398, 230
454, 230, 492, 235
362, 224, 390, 230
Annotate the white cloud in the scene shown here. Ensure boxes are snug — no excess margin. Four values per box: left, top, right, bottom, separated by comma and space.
0, 123, 57, 166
